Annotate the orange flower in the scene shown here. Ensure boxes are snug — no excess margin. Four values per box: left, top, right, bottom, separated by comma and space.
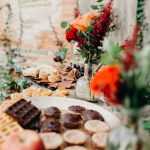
90, 65, 122, 105
71, 12, 98, 31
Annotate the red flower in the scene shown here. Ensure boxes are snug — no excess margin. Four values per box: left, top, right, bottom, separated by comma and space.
120, 23, 140, 71
77, 37, 85, 47
91, 0, 112, 47
66, 28, 78, 42
74, 8, 80, 18
90, 65, 122, 105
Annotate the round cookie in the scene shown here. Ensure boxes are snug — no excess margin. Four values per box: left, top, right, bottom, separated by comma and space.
44, 107, 61, 119
63, 130, 87, 145
68, 105, 86, 114
84, 120, 110, 133
82, 109, 104, 121
63, 146, 88, 150
61, 113, 82, 128
92, 132, 108, 149
40, 119, 61, 133
39, 132, 63, 150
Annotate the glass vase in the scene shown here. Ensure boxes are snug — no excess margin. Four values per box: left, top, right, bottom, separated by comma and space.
106, 109, 150, 150
75, 62, 98, 102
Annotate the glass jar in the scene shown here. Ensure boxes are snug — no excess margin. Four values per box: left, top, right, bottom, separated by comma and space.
75, 63, 98, 102
106, 109, 150, 150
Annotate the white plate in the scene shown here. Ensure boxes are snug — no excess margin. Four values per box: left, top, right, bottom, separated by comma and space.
31, 97, 121, 129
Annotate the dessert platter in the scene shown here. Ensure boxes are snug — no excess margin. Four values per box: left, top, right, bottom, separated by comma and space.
22, 64, 84, 91
0, 97, 120, 150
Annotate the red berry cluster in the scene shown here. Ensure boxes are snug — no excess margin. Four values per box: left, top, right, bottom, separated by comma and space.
74, 8, 80, 18
91, 0, 113, 47
120, 23, 140, 71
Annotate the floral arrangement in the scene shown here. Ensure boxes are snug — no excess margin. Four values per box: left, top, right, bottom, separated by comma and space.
61, 0, 113, 65
90, 24, 150, 109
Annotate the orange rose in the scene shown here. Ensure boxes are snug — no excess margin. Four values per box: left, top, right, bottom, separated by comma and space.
90, 65, 122, 105
71, 12, 97, 31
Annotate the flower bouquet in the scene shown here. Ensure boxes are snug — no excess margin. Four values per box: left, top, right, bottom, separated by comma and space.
90, 24, 150, 149
61, 0, 113, 101
61, 0, 113, 67
90, 23, 150, 108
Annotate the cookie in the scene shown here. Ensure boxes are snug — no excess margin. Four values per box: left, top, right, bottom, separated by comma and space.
38, 88, 52, 96
11, 93, 23, 101
40, 119, 61, 133
68, 105, 86, 114
61, 113, 82, 129
55, 89, 69, 96
63, 130, 87, 145
84, 120, 110, 133
82, 109, 104, 121
22, 68, 39, 78
63, 146, 88, 150
44, 107, 61, 119
39, 69, 49, 80
0, 112, 15, 129
22, 86, 36, 97
39, 132, 63, 150
92, 132, 108, 149
0, 122, 23, 146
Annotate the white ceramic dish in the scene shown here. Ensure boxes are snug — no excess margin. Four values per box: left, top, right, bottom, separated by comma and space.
31, 97, 121, 129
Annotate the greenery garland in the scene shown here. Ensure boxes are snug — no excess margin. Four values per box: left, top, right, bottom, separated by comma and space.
136, 0, 145, 48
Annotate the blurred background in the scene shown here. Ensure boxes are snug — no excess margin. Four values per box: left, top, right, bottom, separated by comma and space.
0, 0, 150, 64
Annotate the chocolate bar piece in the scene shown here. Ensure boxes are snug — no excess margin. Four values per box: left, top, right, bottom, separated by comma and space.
5, 99, 41, 129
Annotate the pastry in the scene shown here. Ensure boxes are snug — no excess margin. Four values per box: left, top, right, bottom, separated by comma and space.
48, 69, 61, 83
5, 99, 41, 129
63, 130, 87, 145
92, 132, 108, 149
22, 86, 36, 97
39, 132, 63, 150
0, 112, 15, 129
40, 119, 61, 133
63, 146, 88, 150
66, 68, 81, 80
68, 105, 86, 114
44, 107, 61, 119
57, 89, 69, 96
38, 88, 52, 96
61, 113, 83, 128
22, 68, 39, 78
53, 89, 69, 97
84, 120, 110, 133
48, 82, 58, 90
53, 91, 66, 97
82, 109, 104, 121
32, 91, 41, 97
39, 69, 49, 80
58, 81, 75, 89
11, 93, 23, 101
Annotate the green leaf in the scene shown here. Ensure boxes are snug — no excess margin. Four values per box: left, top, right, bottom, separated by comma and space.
87, 25, 94, 31
143, 121, 150, 130
60, 21, 68, 28
101, 40, 122, 64
91, 5, 99, 10
60, 47, 68, 54
97, 0, 103, 2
